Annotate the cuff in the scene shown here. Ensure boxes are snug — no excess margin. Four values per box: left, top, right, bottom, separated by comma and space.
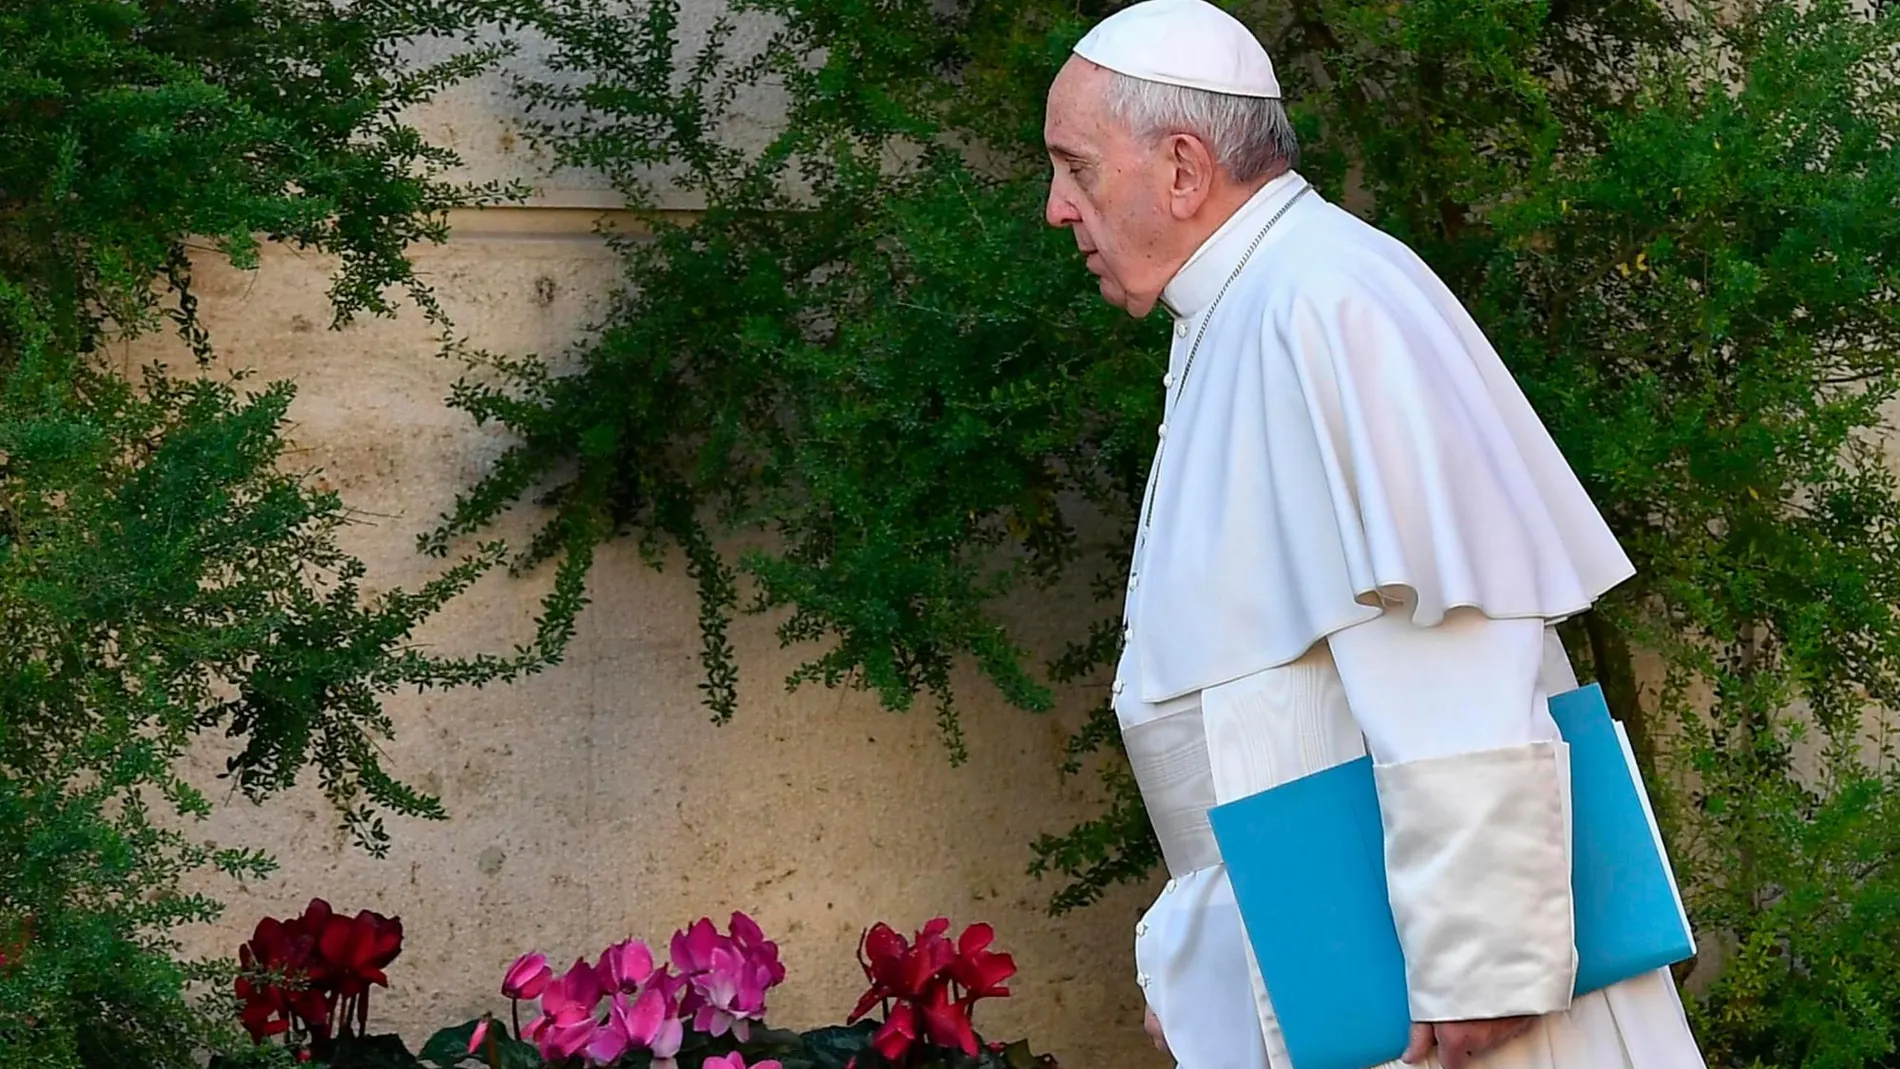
1373, 741, 1576, 1021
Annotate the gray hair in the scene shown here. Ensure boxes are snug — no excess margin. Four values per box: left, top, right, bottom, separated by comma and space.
1102, 73, 1300, 182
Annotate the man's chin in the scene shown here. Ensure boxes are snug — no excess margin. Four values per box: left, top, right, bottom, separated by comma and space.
1096, 278, 1155, 318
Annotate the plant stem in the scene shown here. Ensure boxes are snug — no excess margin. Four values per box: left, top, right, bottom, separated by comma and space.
1585, 612, 1651, 781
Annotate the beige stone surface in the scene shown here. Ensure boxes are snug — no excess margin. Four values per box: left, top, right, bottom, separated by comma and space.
400, 5, 788, 211
131, 218, 1158, 1069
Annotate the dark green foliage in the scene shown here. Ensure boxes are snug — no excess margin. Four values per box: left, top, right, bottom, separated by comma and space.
0, 1, 581, 1067
442, 0, 1900, 1060
414, 1018, 1052, 1069
436, 0, 1160, 759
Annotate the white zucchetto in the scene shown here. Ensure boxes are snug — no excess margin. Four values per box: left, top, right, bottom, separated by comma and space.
1073, 0, 1282, 99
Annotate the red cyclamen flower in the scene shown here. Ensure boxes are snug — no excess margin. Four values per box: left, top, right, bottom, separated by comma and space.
847, 919, 1015, 1061
234, 898, 403, 1047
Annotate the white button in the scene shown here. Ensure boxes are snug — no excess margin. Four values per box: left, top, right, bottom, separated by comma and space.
1164, 878, 1177, 892
1112, 680, 1125, 695
1128, 575, 1139, 591
1138, 972, 1152, 988
1136, 921, 1149, 937
1162, 372, 1174, 389
1157, 423, 1168, 439
1174, 321, 1188, 337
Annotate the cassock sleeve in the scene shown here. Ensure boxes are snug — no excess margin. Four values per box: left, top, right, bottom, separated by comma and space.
1327, 606, 1578, 1023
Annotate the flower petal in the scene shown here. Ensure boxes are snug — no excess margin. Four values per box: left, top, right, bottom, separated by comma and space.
599, 939, 657, 993
504, 952, 553, 1000
847, 986, 884, 1024
587, 1024, 630, 1065
624, 985, 666, 1045
920, 982, 979, 1057
957, 923, 994, 956
859, 923, 908, 983
873, 1004, 919, 1062
548, 1020, 599, 1060
729, 912, 765, 946
652, 1014, 685, 1059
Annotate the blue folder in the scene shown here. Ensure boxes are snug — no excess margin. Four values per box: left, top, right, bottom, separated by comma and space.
1205, 684, 1694, 1069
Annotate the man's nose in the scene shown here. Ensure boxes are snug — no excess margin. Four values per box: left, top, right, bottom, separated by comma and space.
1045, 187, 1079, 229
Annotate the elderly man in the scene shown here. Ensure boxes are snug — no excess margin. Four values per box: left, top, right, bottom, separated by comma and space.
1042, 2, 1707, 1068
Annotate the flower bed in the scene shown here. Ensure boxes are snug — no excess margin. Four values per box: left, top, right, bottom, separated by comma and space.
224, 900, 1057, 1069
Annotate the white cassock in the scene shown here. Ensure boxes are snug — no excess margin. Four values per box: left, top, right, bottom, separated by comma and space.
1114, 171, 1708, 1069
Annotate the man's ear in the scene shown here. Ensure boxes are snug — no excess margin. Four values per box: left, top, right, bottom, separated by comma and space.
1165, 132, 1218, 220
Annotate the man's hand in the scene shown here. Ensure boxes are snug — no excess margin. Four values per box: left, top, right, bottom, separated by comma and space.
1142, 1005, 1171, 1058
1402, 1017, 1536, 1068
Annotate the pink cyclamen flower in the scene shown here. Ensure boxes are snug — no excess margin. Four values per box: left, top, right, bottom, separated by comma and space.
688, 943, 772, 1040
540, 1018, 599, 1061
597, 939, 656, 993
642, 972, 687, 1066
526, 958, 606, 1062
671, 918, 724, 1025
670, 917, 724, 975
502, 952, 553, 1000
587, 992, 637, 1065
588, 983, 685, 1069
728, 911, 787, 987
704, 1054, 782, 1069
543, 958, 605, 1023
467, 1018, 491, 1055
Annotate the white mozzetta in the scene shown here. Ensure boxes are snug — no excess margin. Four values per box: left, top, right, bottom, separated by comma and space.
1125, 174, 1635, 706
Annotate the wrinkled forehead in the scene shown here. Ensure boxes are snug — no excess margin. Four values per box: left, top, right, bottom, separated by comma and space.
1044, 57, 1118, 155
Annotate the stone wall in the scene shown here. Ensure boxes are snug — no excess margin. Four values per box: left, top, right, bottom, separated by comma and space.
140, 22, 1161, 1060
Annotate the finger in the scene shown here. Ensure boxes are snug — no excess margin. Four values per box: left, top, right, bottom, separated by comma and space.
1456, 1019, 1531, 1063
1143, 1007, 1169, 1056
1476, 1017, 1533, 1054
1401, 1023, 1435, 1064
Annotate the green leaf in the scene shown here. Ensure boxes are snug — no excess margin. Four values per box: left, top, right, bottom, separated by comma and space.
995, 1040, 1038, 1069
419, 1021, 484, 1068
0, 0, 561, 1065
796, 1024, 877, 1069
419, 1020, 540, 1069
330, 1033, 421, 1069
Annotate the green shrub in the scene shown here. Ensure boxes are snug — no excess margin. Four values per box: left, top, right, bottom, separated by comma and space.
0, 1, 581, 1065
445, 0, 1900, 1062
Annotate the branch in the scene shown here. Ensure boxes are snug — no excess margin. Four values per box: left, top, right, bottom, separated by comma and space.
1548, 221, 1676, 339
1286, 0, 1376, 119
1821, 368, 1900, 387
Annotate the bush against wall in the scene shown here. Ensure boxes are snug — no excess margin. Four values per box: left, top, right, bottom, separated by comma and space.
437, 0, 1900, 1063
0, 2, 584, 1066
